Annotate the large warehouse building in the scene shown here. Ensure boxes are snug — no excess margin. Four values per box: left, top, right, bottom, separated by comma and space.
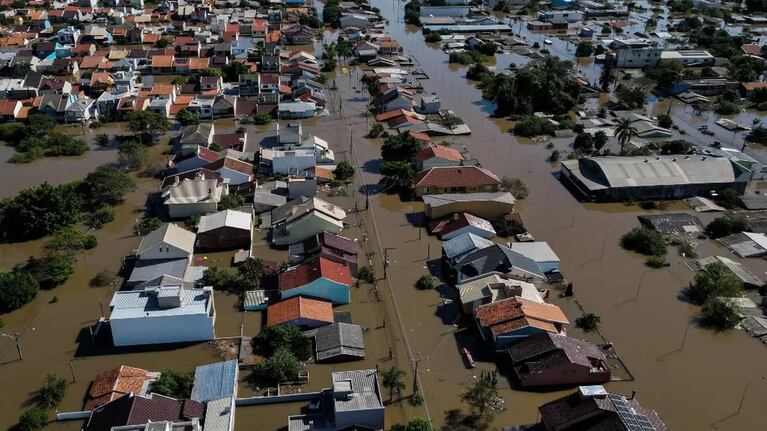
560, 156, 751, 201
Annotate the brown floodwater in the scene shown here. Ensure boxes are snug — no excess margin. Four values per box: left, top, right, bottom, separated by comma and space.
311, 0, 767, 428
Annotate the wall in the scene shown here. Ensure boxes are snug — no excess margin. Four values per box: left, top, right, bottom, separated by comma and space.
272, 154, 316, 175
615, 47, 662, 68
273, 215, 343, 245
198, 227, 251, 250
139, 243, 190, 261
426, 200, 515, 220
518, 363, 611, 388
422, 157, 461, 170
111, 313, 215, 346
335, 407, 385, 431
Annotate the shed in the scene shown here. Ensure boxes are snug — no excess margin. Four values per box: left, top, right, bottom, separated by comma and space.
509, 241, 561, 274
637, 213, 704, 236
190, 360, 238, 402
696, 256, 763, 288
197, 209, 253, 250
720, 232, 767, 257
243, 290, 268, 311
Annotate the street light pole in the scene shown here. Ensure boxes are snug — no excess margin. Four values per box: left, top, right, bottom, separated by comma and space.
0, 332, 22, 361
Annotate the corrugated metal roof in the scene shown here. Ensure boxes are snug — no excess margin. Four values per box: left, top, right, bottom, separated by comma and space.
137, 223, 196, 257
442, 232, 494, 259
191, 360, 238, 402
127, 258, 189, 284
109, 288, 211, 319
201, 397, 233, 431
332, 369, 383, 412
197, 210, 252, 233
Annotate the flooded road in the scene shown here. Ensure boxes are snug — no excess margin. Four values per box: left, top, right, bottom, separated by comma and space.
325, 0, 767, 428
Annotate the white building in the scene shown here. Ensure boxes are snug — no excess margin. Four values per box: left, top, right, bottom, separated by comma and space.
660, 50, 715, 67
509, 241, 561, 274
109, 287, 215, 346
264, 148, 317, 175
162, 177, 228, 218
611, 38, 662, 68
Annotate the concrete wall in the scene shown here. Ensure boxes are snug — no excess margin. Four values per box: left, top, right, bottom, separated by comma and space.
139, 244, 190, 261
335, 407, 385, 431
616, 47, 662, 68
218, 169, 252, 186
274, 216, 342, 245
198, 227, 251, 251
235, 391, 322, 406
426, 200, 515, 220
111, 313, 215, 346
517, 363, 611, 388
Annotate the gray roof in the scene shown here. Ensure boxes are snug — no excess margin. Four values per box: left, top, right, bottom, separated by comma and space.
455, 244, 545, 283
191, 360, 238, 402
422, 192, 516, 207
197, 210, 252, 233
203, 397, 234, 431
128, 258, 189, 284
509, 242, 560, 263
442, 232, 494, 259
332, 369, 383, 412
561, 156, 738, 191
109, 288, 211, 319
312, 323, 365, 362
508, 332, 606, 369
137, 223, 196, 257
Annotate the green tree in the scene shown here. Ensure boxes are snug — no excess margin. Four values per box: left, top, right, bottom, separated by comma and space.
657, 114, 673, 129
600, 60, 616, 92
499, 177, 529, 199
687, 261, 744, 304
357, 266, 375, 283
440, 113, 464, 130
45, 228, 96, 262
575, 40, 594, 57
137, 217, 161, 235
253, 113, 273, 125
705, 216, 746, 239
415, 274, 437, 290
238, 257, 268, 290
221, 61, 250, 82
252, 324, 312, 360
461, 370, 504, 424
152, 369, 195, 398
615, 118, 639, 153
17, 407, 48, 431
513, 115, 556, 137
659, 139, 693, 155
381, 367, 406, 401
85, 206, 117, 229
700, 297, 741, 330
575, 313, 601, 332
0, 269, 39, 312
593, 130, 608, 151
127, 110, 170, 145
176, 109, 201, 126
616, 85, 647, 109
80, 165, 136, 206
37, 374, 67, 409
573, 132, 594, 152
249, 347, 301, 386
219, 194, 246, 210
390, 417, 435, 431
620, 227, 666, 256
201, 266, 239, 292
0, 182, 83, 242
380, 161, 415, 194
23, 256, 75, 289
117, 139, 147, 171
643, 60, 683, 89
491, 219, 526, 238
381, 134, 420, 162
333, 161, 355, 181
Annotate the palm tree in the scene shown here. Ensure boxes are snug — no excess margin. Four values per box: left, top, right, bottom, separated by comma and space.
381, 367, 406, 402
615, 117, 638, 154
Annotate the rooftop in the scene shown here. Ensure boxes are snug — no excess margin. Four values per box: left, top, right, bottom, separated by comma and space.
279, 257, 352, 291
109, 288, 212, 320
190, 360, 238, 403
332, 369, 383, 412
267, 296, 334, 326
197, 210, 252, 233
137, 223, 196, 258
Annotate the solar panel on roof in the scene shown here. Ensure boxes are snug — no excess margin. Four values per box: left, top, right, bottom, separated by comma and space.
609, 394, 657, 431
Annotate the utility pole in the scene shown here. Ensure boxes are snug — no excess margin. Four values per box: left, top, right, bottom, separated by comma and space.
383, 247, 395, 279
413, 355, 426, 394
0, 332, 22, 361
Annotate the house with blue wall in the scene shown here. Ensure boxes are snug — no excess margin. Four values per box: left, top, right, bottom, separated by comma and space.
279, 257, 351, 304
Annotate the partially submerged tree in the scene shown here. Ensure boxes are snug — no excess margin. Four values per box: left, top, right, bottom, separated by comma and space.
687, 261, 744, 305
252, 324, 312, 361
461, 370, 504, 425
37, 374, 68, 409
575, 313, 601, 332
499, 177, 529, 199
381, 366, 406, 402
620, 227, 666, 256
152, 369, 195, 399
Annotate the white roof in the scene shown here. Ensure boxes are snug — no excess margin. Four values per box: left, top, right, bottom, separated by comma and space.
510, 241, 560, 263
109, 288, 211, 319
743, 232, 767, 251
458, 272, 542, 305
162, 178, 224, 205
198, 210, 252, 233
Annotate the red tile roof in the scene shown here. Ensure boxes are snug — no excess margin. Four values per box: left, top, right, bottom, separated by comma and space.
85, 366, 149, 411
428, 212, 494, 237
475, 297, 569, 335
741, 44, 762, 56
415, 144, 463, 162
205, 157, 254, 177
279, 257, 351, 292
414, 166, 501, 188
267, 296, 334, 326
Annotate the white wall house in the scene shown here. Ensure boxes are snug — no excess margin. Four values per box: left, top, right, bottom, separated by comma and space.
109, 287, 215, 346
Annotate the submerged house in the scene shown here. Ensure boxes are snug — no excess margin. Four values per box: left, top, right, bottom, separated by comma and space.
267, 296, 334, 328
108, 287, 216, 347
270, 196, 346, 245
507, 332, 611, 388
128, 223, 196, 285
560, 156, 751, 201
474, 296, 569, 350
196, 209, 252, 250
279, 257, 352, 304
451, 243, 546, 285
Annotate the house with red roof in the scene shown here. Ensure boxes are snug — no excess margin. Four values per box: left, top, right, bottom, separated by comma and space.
204, 156, 254, 186
279, 257, 351, 304
429, 212, 496, 240
84, 366, 154, 411
415, 144, 465, 170
267, 296, 334, 328
474, 296, 569, 350
414, 166, 502, 197
85, 392, 204, 431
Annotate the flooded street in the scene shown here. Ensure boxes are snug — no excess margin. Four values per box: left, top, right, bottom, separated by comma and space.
322, 0, 767, 428
2, 1, 767, 430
